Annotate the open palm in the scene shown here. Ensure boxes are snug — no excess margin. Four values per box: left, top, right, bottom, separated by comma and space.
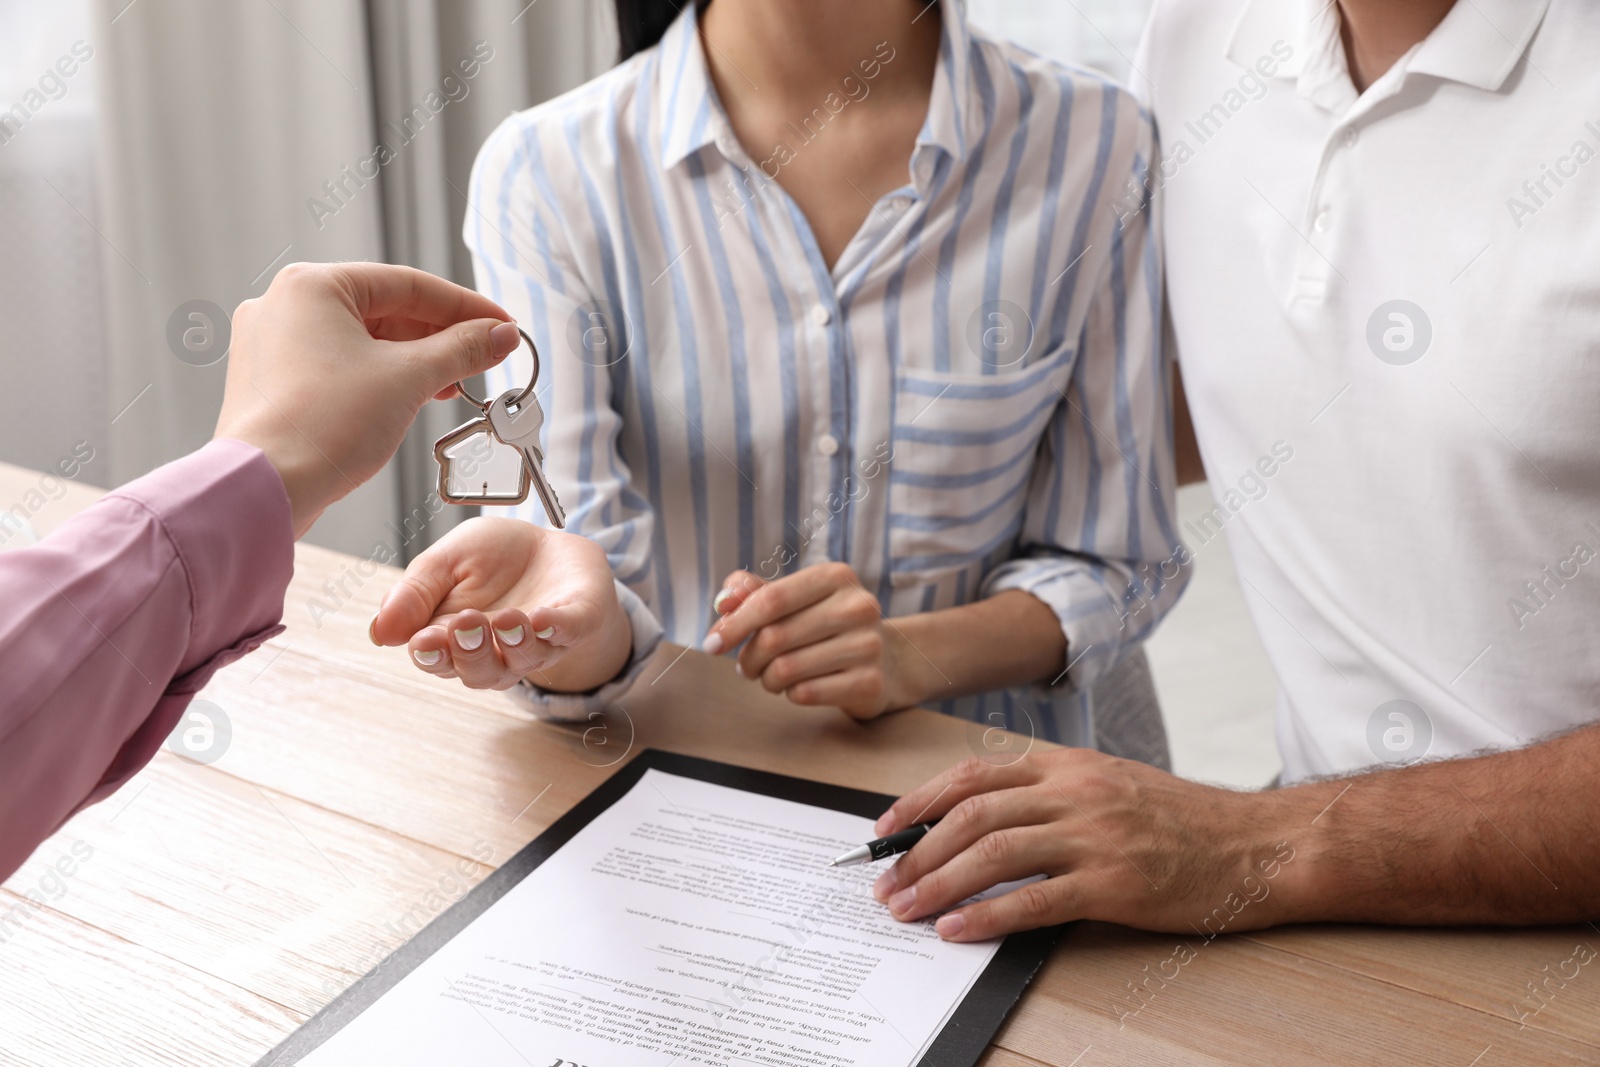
371, 517, 632, 693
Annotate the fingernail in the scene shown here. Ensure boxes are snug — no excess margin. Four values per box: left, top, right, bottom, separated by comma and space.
489, 321, 520, 356
702, 632, 724, 655
873, 869, 897, 901
936, 912, 965, 939
888, 886, 916, 914
496, 625, 525, 647
413, 649, 442, 667
874, 812, 894, 835
712, 587, 736, 615
734, 661, 745, 678
534, 625, 555, 640
368, 616, 380, 646
454, 626, 485, 651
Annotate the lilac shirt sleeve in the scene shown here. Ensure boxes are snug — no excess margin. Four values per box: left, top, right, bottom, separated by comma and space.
0, 439, 294, 881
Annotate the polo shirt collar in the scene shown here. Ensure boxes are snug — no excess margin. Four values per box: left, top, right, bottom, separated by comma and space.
1407, 0, 1550, 91
656, 0, 978, 171
1225, 0, 1551, 111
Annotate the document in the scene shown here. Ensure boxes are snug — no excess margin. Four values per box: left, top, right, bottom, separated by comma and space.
298, 769, 1012, 1067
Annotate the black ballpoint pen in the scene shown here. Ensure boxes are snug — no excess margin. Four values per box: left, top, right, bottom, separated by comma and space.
827, 821, 938, 867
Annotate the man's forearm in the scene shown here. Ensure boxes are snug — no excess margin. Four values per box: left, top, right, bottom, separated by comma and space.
1267, 725, 1600, 925
889, 589, 1066, 708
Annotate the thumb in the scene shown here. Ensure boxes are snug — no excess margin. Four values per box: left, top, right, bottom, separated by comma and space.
399, 318, 522, 399
370, 568, 453, 647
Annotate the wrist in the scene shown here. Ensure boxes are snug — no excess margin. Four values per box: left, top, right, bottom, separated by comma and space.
882, 617, 940, 710
215, 431, 326, 538
1250, 780, 1352, 926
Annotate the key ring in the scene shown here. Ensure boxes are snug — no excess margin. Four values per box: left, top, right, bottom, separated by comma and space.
455, 327, 539, 410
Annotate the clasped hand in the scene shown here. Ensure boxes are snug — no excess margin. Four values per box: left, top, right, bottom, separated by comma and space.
703, 563, 920, 719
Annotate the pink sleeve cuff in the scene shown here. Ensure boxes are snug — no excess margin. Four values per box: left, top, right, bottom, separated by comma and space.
111, 438, 295, 685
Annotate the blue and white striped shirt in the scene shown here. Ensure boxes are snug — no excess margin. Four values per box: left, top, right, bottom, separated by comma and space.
467, 0, 1185, 744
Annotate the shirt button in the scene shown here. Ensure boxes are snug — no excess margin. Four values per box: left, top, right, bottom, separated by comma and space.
1342, 126, 1359, 148
816, 434, 840, 457
810, 304, 832, 326
1313, 207, 1331, 232
891, 196, 912, 212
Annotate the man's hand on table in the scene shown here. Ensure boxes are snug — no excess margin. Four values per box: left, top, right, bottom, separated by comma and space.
214, 262, 521, 538
870, 750, 1298, 941
875, 724, 1600, 940
370, 517, 634, 694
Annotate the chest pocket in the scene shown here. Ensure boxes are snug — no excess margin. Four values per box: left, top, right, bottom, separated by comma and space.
886, 355, 1069, 587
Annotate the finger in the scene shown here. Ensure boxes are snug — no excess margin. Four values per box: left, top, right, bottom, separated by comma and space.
738, 593, 865, 680
524, 602, 602, 649
332, 262, 511, 329
756, 629, 878, 695
934, 875, 1084, 942
706, 563, 851, 655
874, 786, 1056, 902
874, 756, 1042, 837
488, 608, 559, 680
395, 318, 521, 398
784, 667, 885, 717
886, 824, 1071, 923
370, 553, 458, 646
712, 570, 764, 617
444, 610, 516, 690
408, 626, 459, 679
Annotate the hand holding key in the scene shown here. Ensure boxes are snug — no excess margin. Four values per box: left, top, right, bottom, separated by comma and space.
215, 262, 519, 537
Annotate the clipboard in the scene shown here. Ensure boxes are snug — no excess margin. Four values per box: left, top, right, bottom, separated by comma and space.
257, 749, 1065, 1066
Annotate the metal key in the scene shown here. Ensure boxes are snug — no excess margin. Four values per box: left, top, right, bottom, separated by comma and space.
432, 327, 565, 520
488, 388, 566, 528
433, 407, 531, 505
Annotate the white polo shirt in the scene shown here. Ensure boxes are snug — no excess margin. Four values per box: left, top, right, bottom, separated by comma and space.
1135, 0, 1600, 781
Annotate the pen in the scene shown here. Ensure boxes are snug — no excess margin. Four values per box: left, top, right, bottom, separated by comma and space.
828, 821, 939, 867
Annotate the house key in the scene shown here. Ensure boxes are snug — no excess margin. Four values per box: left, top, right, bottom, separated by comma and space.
433, 327, 563, 526
488, 387, 566, 528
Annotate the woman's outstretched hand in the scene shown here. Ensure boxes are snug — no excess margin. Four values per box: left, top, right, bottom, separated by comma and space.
370, 517, 632, 694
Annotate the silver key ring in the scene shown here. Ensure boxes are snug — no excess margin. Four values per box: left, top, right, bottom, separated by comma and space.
455, 327, 540, 410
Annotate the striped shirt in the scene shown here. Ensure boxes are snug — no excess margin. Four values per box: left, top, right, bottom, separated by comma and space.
466, 0, 1185, 744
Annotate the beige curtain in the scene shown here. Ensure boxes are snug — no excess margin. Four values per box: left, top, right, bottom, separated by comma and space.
93, 0, 614, 557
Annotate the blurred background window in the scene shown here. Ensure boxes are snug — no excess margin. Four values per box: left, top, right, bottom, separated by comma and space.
966, 0, 1156, 83
0, 0, 107, 487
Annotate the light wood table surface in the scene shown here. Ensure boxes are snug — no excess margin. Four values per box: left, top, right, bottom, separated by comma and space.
1, 460, 1596, 1066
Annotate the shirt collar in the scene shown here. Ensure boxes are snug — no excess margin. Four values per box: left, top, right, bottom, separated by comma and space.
919, 0, 977, 166
1225, 0, 1550, 109
655, 0, 978, 171
1407, 0, 1550, 91
656, 3, 718, 170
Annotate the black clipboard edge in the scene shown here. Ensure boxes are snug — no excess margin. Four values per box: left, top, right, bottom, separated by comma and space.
256, 748, 1064, 1066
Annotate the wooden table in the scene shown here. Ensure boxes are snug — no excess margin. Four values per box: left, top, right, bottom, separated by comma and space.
1, 460, 1596, 1066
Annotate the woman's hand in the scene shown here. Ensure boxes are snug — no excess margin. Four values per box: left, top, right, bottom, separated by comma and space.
702, 563, 924, 719
215, 262, 520, 537
869, 750, 1297, 941
369, 517, 633, 694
